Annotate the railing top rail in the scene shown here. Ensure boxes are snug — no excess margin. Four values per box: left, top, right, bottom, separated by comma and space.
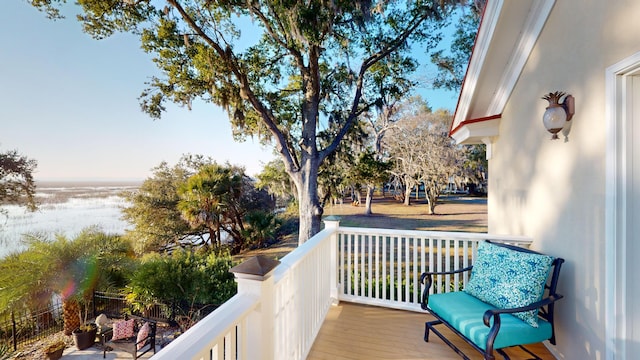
274, 227, 335, 281
335, 227, 532, 244
153, 293, 259, 359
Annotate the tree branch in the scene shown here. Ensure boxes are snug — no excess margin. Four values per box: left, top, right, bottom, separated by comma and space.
167, 0, 300, 173
320, 5, 439, 163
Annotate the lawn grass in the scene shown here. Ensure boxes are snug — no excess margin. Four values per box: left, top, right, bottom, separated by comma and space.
324, 194, 487, 232
236, 194, 487, 261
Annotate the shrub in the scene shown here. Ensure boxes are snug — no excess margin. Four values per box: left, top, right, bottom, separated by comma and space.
242, 210, 282, 248
126, 249, 236, 320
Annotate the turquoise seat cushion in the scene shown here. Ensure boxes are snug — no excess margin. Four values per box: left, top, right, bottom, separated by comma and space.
464, 241, 554, 327
428, 292, 552, 350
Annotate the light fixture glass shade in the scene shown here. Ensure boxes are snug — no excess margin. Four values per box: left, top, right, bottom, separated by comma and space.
542, 105, 567, 140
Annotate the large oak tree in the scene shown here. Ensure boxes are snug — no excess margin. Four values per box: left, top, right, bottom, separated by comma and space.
32, 0, 458, 243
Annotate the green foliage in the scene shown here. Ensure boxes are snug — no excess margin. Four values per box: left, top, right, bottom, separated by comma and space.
124, 156, 274, 254
0, 149, 37, 212
316, 136, 358, 206
431, 2, 484, 91
126, 249, 236, 315
242, 210, 282, 249
178, 163, 243, 249
256, 159, 296, 208
462, 144, 487, 191
0, 228, 134, 314
178, 163, 274, 253
352, 151, 392, 188
122, 155, 215, 254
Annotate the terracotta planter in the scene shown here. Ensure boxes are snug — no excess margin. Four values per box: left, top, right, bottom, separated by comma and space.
72, 325, 97, 350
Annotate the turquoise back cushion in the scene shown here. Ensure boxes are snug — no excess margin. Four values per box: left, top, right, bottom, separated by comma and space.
464, 241, 554, 327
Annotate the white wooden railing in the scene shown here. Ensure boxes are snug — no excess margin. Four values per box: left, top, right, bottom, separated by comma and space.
336, 227, 532, 312
153, 220, 531, 360
272, 223, 338, 360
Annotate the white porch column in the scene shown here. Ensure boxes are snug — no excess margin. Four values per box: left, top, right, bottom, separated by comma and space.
230, 256, 280, 360
323, 216, 340, 305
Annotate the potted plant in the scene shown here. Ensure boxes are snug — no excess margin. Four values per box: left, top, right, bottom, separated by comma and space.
72, 323, 98, 350
43, 339, 66, 360
71, 302, 98, 350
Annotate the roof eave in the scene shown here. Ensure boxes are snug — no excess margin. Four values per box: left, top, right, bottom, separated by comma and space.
450, 0, 557, 144
450, 115, 501, 144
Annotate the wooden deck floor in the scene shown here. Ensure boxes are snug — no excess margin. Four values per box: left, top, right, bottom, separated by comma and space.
307, 302, 556, 360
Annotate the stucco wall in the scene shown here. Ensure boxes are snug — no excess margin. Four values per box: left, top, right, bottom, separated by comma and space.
488, 1, 640, 359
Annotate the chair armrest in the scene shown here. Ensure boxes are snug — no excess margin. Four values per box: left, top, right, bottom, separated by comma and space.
476, 294, 563, 354
421, 266, 474, 277
420, 266, 473, 310
100, 327, 113, 341
482, 294, 564, 327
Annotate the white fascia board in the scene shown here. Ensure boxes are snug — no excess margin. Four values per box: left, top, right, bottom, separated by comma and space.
452, 0, 505, 130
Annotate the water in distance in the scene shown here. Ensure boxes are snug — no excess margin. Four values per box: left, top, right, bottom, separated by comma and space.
0, 180, 139, 258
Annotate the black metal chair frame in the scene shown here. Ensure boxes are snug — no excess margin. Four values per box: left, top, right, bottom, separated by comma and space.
101, 315, 157, 359
420, 241, 564, 360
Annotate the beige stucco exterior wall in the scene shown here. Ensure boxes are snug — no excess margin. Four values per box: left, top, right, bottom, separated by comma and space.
488, 1, 640, 359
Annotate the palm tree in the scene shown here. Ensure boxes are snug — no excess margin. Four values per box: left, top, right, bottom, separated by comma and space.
0, 228, 134, 335
178, 164, 244, 250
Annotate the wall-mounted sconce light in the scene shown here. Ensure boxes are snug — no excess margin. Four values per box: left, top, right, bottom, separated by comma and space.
542, 91, 575, 141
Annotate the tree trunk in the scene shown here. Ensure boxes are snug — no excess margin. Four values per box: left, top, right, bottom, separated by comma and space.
296, 184, 322, 245
364, 185, 374, 215
62, 299, 81, 336
403, 186, 412, 206
426, 187, 439, 215
293, 155, 323, 245
287, 46, 324, 245
207, 228, 216, 250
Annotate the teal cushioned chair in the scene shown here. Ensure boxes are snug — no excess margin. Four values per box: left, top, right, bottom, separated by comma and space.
420, 241, 564, 360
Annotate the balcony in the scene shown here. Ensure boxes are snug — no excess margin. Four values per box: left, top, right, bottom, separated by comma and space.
153, 219, 551, 360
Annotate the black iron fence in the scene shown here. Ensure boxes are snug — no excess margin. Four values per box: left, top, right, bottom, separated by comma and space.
92, 291, 128, 319
92, 291, 172, 322
0, 298, 63, 351
0, 292, 219, 352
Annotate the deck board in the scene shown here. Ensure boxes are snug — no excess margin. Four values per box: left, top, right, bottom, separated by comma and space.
307, 302, 556, 360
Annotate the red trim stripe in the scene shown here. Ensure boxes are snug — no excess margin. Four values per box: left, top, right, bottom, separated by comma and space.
449, 113, 502, 136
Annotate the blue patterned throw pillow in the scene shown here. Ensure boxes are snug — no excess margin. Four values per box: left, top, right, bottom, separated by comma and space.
464, 241, 554, 327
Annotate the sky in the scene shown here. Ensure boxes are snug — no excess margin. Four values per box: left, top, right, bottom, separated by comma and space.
1, 2, 459, 182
